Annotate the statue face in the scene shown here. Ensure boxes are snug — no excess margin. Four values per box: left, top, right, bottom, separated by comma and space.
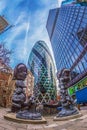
14, 63, 28, 80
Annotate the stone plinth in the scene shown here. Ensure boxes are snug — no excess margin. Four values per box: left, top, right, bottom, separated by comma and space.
54, 113, 82, 121
4, 113, 47, 124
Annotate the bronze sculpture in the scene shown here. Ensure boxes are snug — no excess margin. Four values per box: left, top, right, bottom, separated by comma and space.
11, 63, 42, 120
56, 69, 79, 117
11, 63, 27, 112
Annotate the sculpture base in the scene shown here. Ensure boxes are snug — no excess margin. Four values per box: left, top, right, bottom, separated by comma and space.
54, 113, 82, 121
4, 113, 47, 124
16, 110, 42, 120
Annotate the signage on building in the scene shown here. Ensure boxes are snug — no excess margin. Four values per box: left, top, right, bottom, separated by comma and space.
68, 76, 87, 96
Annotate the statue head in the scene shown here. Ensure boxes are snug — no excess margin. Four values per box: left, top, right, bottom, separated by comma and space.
13, 63, 28, 80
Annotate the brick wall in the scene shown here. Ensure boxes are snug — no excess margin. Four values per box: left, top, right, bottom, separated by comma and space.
0, 72, 15, 107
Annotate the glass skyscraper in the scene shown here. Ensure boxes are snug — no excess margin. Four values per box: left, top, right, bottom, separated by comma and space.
28, 41, 57, 103
46, 5, 87, 96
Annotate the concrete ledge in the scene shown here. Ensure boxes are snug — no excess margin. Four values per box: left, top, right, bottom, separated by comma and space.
53, 113, 82, 121
4, 113, 47, 124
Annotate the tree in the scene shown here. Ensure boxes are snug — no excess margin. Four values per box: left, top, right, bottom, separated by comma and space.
0, 43, 12, 66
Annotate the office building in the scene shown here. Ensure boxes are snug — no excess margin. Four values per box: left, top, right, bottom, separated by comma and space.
25, 70, 34, 97
46, 6, 87, 95
28, 41, 57, 103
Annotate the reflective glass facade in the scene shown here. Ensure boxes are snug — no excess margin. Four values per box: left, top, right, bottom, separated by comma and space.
28, 41, 57, 103
46, 6, 87, 88
46, 8, 59, 39
61, 0, 76, 6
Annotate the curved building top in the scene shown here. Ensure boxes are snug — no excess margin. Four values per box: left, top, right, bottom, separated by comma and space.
28, 40, 57, 103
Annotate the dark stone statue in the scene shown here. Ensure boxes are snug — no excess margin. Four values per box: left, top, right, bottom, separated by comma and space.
11, 63, 42, 120
11, 63, 27, 112
16, 95, 42, 120
57, 69, 79, 117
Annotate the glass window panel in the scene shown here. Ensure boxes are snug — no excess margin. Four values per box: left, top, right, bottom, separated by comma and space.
78, 62, 84, 72
81, 57, 87, 70
75, 65, 81, 74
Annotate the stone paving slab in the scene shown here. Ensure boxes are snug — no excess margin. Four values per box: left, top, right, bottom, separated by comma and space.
17, 128, 27, 130
0, 123, 16, 130
54, 113, 82, 121
0, 127, 4, 130
27, 124, 43, 130
0, 106, 87, 130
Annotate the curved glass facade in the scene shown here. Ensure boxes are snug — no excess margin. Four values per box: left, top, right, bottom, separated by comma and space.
46, 6, 87, 89
28, 41, 57, 103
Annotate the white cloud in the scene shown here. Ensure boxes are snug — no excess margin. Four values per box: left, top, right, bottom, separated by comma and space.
5, 12, 30, 48
3, 11, 30, 67
10, 38, 29, 67
5, 23, 27, 49
26, 8, 57, 70
0, 0, 7, 13
0, 0, 23, 14
39, 0, 58, 8
0, 0, 58, 68
57, 0, 63, 7
15, 12, 27, 25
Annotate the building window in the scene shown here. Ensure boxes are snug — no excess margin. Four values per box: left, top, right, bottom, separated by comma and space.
77, 27, 87, 47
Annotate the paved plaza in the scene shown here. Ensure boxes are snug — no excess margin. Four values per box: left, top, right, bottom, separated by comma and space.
0, 106, 87, 130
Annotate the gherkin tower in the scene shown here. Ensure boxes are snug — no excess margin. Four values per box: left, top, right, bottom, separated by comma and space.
28, 41, 57, 103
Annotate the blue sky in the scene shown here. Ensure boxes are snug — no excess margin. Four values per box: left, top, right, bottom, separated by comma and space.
0, 0, 61, 68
